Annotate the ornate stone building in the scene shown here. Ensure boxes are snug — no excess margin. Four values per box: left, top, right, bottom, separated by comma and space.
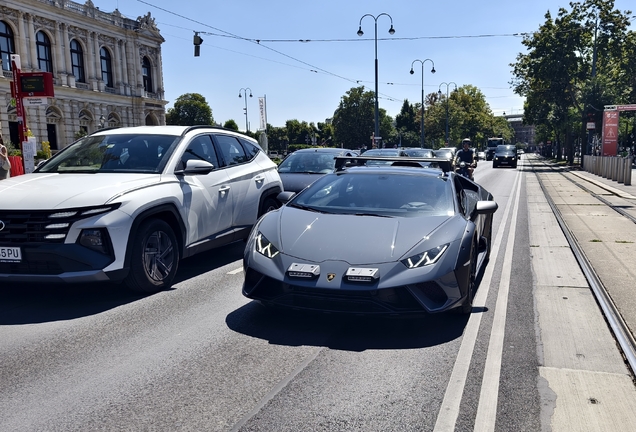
0, 0, 167, 151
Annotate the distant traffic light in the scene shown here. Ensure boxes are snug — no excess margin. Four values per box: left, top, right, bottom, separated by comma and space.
193, 33, 203, 57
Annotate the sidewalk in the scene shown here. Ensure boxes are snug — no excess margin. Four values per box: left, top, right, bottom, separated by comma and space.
532, 155, 636, 351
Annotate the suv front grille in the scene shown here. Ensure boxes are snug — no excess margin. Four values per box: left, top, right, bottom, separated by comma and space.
0, 205, 119, 245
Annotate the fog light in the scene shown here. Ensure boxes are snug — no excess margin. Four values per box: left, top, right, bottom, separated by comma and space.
79, 229, 109, 254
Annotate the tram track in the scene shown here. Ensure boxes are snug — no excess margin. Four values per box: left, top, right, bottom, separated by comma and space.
525, 155, 636, 377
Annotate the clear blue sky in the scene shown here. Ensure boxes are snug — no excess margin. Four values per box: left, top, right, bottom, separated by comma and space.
93, 0, 634, 131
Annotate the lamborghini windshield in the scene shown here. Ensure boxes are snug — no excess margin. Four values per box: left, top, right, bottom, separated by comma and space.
290, 172, 455, 217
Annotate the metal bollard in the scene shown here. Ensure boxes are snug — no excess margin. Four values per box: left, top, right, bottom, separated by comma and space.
625, 157, 632, 186
618, 158, 625, 183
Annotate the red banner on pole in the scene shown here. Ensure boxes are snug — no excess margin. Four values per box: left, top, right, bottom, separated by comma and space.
602, 110, 619, 156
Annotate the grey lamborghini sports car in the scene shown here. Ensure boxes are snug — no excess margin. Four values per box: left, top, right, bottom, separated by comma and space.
242, 156, 498, 315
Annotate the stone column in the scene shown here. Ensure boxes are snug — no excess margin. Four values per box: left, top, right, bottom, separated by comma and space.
114, 39, 123, 93
63, 25, 75, 87
121, 40, 129, 95
89, 32, 98, 90
17, 12, 29, 68
55, 22, 65, 80
156, 47, 164, 99
27, 14, 38, 71
87, 32, 102, 91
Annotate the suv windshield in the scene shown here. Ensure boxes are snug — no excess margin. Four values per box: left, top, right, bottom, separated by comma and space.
278, 151, 339, 174
37, 134, 180, 174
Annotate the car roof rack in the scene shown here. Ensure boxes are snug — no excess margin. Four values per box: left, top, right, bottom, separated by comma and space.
334, 156, 452, 174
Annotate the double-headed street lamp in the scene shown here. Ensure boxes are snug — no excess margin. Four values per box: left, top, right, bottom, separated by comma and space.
410, 59, 435, 148
438, 82, 457, 146
357, 13, 395, 147
238, 87, 253, 132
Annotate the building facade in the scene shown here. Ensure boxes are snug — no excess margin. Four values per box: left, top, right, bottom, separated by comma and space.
504, 114, 535, 147
0, 0, 167, 151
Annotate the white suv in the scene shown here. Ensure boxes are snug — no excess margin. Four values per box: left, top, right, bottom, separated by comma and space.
0, 126, 283, 292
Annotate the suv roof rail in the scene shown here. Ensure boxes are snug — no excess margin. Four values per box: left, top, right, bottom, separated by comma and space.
182, 125, 250, 136
334, 156, 451, 173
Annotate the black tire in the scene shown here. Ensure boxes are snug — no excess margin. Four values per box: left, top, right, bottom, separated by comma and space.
460, 238, 478, 314
493, 162, 498, 168
259, 197, 279, 217
125, 219, 179, 293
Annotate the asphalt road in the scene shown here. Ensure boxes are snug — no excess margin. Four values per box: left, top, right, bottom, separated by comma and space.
0, 158, 631, 431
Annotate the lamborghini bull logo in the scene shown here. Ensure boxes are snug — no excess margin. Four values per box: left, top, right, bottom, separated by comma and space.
326, 273, 336, 282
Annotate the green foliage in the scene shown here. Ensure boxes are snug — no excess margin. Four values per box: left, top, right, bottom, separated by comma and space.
223, 119, 239, 131
510, 0, 635, 163
166, 93, 214, 125
74, 129, 88, 140
332, 86, 376, 149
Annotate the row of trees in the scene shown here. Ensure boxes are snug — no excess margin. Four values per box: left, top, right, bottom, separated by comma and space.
165, 86, 513, 153
511, 0, 636, 163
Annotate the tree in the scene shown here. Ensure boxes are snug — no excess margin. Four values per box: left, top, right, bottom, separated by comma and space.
166, 93, 214, 126
510, 0, 634, 162
223, 119, 239, 131
332, 86, 377, 149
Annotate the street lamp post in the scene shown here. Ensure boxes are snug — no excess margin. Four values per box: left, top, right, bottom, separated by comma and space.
438, 82, 457, 146
357, 13, 395, 148
238, 88, 252, 132
410, 59, 435, 148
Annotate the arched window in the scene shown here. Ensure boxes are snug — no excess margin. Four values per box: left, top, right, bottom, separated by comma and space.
0, 21, 16, 71
70, 39, 85, 83
142, 56, 152, 93
36, 31, 53, 72
100, 47, 113, 87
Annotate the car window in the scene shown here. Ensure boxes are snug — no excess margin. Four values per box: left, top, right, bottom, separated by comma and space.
239, 138, 261, 160
216, 135, 248, 166
180, 135, 219, 170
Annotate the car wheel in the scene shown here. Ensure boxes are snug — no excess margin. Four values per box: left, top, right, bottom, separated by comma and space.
259, 197, 279, 217
460, 238, 478, 314
125, 219, 180, 293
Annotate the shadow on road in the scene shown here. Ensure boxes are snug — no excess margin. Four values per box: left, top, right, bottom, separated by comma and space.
226, 301, 472, 352
0, 241, 246, 325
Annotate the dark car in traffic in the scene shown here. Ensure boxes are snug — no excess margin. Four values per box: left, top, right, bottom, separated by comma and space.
277, 148, 358, 193
493, 145, 517, 168
243, 155, 498, 316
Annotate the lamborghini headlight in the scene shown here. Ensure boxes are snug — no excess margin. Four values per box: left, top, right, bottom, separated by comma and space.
401, 244, 449, 268
255, 232, 280, 259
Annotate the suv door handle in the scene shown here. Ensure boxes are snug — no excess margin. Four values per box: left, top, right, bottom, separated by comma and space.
254, 175, 265, 183
219, 185, 230, 196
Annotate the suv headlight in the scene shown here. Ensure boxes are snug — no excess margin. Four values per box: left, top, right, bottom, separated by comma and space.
401, 244, 448, 268
255, 232, 279, 259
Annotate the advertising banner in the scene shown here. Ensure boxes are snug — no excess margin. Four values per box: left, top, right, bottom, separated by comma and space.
258, 97, 267, 131
602, 110, 619, 156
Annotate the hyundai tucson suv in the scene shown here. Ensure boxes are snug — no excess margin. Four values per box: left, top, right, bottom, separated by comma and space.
0, 126, 283, 293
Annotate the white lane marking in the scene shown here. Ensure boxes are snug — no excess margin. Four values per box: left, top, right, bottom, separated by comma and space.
227, 268, 243, 275
473, 165, 523, 431
434, 168, 522, 432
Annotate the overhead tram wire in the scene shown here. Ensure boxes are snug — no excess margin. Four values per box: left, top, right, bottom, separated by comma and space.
135, 0, 404, 102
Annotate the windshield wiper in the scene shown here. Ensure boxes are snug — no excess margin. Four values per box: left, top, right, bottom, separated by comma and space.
353, 212, 392, 218
289, 203, 322, 213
